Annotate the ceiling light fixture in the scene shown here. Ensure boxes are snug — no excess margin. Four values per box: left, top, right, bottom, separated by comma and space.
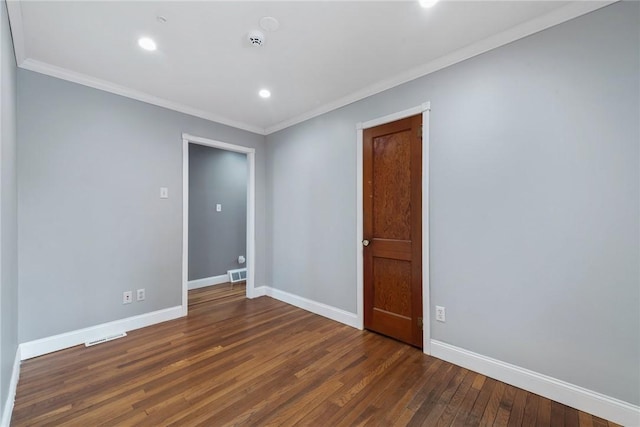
259, 17, 280, 32
259, 89, 271, 99
419, 0, 439, 8
138, 37, 157, 51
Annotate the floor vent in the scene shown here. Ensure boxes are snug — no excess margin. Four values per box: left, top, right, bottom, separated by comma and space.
85, 332, 127, 347
228, 268, 247, 283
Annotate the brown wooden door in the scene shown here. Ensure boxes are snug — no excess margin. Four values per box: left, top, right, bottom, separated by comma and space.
363, 114, 423, 348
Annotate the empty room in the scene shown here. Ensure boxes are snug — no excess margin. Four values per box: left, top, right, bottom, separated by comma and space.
0, 0, 638, 426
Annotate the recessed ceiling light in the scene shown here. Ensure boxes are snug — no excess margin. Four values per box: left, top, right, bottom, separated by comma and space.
419, 0, 439, 8
259, 89, 271, 99
260, 17, 280, 32
138, 37, 157, 51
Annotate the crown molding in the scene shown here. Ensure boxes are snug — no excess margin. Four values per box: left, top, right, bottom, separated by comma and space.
6, 0, 266, 135
6, 0, 615, 137
19, 59, 267, 135
263, 0, 615, 135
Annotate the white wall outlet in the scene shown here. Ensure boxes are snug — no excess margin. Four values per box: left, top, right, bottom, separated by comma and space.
136, 288, 145, 301
160, 187, 169, 199
123, 291, 133, 304
216, 204, 222, 212
435, 305, 446, 322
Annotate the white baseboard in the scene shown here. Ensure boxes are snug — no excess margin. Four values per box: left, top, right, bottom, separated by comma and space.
1, 346, 21, 427
251, 286, 267, 298
263, 286, 359, 329
188, 274, 229, 290
431, 340, 640, 427
20, 306, 184, 360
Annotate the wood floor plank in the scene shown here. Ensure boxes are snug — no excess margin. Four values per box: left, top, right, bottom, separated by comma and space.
11, 283, 619, 427
332, 345, 408, 409
407, 361, 455, 412
521, 392, 540, 426
328, 351, 415, 426
551, 401, 566, 426
407, 365, 468, 426
448, 372, 486, 426
353, 353, 427, 426
578, 411, 594, 427
376, 357, 442, 426
466, 376, 496, 425
493, 384, 517, 426
593, 416, 612, 427
434, 369, 476, 426
565, 406, 580, 427
407, 364, 457, 424
507, 388, 528, 426
479, 381, 506, 427
536, 396, 553, 427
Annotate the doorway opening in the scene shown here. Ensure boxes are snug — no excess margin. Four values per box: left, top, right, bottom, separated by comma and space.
181, 133, 257, 316
356, 103, 431, 353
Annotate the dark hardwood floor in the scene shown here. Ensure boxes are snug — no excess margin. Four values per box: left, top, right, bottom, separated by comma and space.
12, 284, 619, 426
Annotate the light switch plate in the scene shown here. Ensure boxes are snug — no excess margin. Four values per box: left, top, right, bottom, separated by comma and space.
160, 187, 169, 199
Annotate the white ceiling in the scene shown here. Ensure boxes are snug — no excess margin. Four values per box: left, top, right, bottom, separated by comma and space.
8, 1, 611, 135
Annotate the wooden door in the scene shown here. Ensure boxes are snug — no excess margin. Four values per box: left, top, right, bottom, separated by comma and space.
363, 114, 423, 348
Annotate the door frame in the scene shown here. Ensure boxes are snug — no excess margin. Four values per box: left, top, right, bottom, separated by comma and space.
181, 133, 257, 316
356, 102, 431, 354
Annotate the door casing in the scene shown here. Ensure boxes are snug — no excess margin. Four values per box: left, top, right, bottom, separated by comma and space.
182, 133, 257, 317
356, 102, 431, 354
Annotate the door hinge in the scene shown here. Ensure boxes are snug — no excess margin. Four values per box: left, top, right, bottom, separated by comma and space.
418, 317, 423, 329
417, 126, 423, 139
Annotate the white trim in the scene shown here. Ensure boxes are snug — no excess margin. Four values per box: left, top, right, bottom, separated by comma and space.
182, 138, 189, 316
431, 340, 640, 427
252, 286, 267, 298
5, 0, 25, 64
0, 347, 21, 427
355, 127, 364, 330
1, 4, 22, 424
245, 150, 257, 298
359, 104, 427, 130
356, 102, 432, 354
187, 274, 228, 290
6, 0, 611, 137
183, 133, 257, 154
19, 59, 266, 135
421, 105, 431, 355
263, 1, 613, 135
19, 306, 182, 360
264, 287, 359, 329
181, 134, 257, 311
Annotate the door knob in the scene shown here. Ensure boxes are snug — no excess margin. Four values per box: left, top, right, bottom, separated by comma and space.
362, 240, 370, 247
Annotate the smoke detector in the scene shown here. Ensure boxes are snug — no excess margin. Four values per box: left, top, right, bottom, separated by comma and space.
247, 30, 265, 47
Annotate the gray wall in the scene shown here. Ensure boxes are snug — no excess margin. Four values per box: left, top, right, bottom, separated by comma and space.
189, 145, 247, 280
17, 70, 266, 343
0, 0, 18, 417
265, 2, 639, 405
